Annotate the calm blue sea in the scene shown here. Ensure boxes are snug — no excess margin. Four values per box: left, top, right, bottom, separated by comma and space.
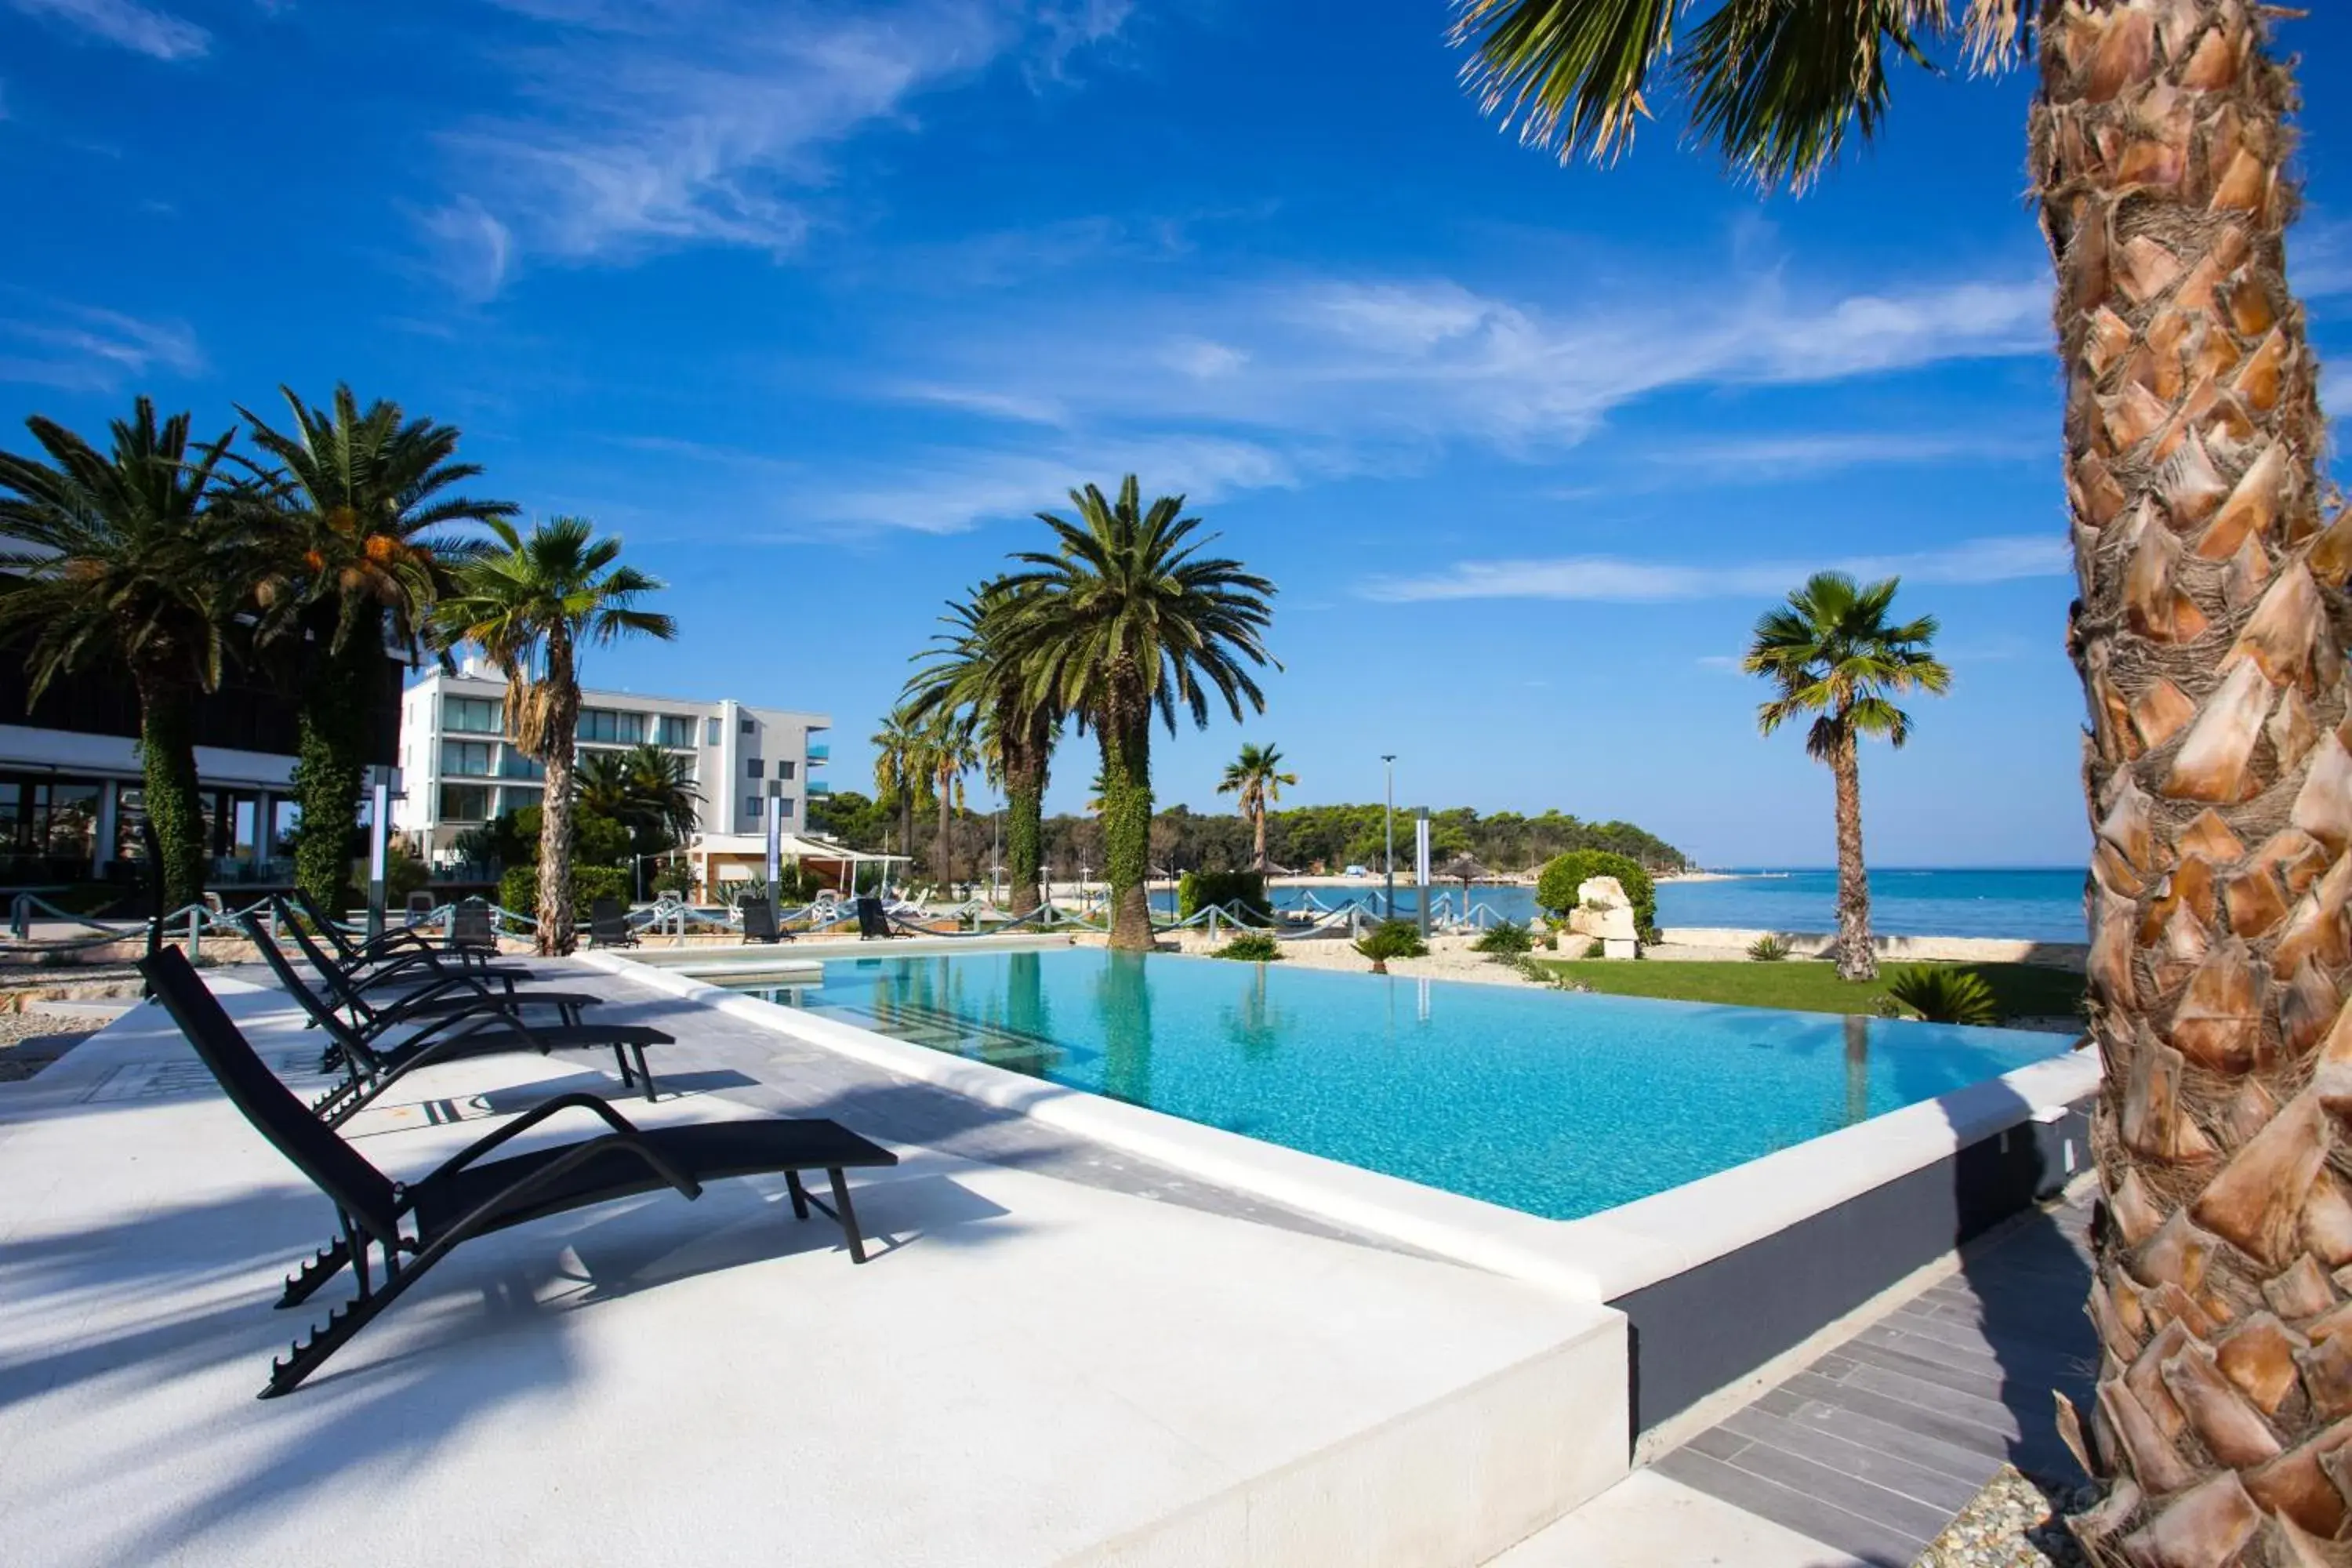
1154, 867, 2089, 944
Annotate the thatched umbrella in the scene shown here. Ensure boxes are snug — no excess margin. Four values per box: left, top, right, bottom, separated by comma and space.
1438, 853, 1491, 896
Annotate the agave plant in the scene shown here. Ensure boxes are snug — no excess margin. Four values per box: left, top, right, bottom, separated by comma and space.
1353, 919, 1427, 975
1747, 934, 1792, 963
1883, 967, 2000, 1028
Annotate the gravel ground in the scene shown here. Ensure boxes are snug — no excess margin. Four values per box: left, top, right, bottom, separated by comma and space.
0, 1010, 102, 1083
1915, 1468, 2090, 1568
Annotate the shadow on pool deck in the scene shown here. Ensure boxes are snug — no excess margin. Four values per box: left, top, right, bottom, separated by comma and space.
1652, 1065, 2098, 1565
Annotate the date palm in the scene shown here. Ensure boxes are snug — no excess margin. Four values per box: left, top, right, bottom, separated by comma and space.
432, 518, 673, 956
0, 399, 253, 911
1454, 1, 2345, 1555
241, 385, 513, 909
870, 705, 926, 865
905, 580, 1059, 914
997, 476, 1277, 951
917, 706, 979, 886
622, 740, 701, 849
1217, 742, 1298, 872
1744, 573, 1949, 982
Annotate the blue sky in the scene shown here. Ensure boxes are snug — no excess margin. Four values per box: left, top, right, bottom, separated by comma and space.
3, 1, 2347, 868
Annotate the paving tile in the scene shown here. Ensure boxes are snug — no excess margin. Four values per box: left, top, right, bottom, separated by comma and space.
1653, 1449, 1926, 1568
1682, 1425, 1753, 1464
1838, 1363, 2029, 1440
1840, 1335, 2042, 1405
1717, 1406, 1985, 1512
1780, 1371, 2015, 1460
1773, 1397, 2009, 1488
1701, 1433, 1958, 1541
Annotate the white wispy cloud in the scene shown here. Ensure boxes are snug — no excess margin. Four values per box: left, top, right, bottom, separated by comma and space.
2300, 217, 2352, 300
0, 299, 202, 390
1659, 429, 2045, 478
429, 1, 1131, 293
800, 434, 1302, 535
8, 0, 207, 59
1359, 535, 2068, 604
895, 270, 2052, 454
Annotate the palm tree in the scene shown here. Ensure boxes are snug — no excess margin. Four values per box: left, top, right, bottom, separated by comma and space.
869, 706, 926, 866
622, 740, 701, 848
904, 580, 1060, 915
1217, 742, 1298, 870
241, 386, 513, 909
1451, 2, 2343, 1544
998, 477, 1277, 950
0, 400, 253, 911
573, 747, 637, 824
1743, 573, 1949, 982
918, 706, 978, 887
432, 518, 673, 956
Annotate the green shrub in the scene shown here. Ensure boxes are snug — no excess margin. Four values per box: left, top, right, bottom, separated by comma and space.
1214, 931, 1284, 963
493, 804, 632, 869
1178, 869, 1272, 924
1584, 939, 1605, 960
1885, 966, 2001, 1026
1472, 920, 1535, 956
1534, 851, 1657, 938
499, 863, 632, 923
1353, 919, 1427, 973
1747, 934, 1791, 962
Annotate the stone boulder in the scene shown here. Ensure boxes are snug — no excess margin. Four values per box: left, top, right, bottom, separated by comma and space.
1566, 875, 1639, 956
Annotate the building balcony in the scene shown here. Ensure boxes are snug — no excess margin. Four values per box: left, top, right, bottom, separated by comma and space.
805, 781, 831, 796
806, 743, 829, 764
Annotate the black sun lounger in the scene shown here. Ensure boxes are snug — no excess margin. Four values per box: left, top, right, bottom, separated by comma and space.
285, 888, 501, 984
739, 897, 788, 944
241, 914, 666, 1124
589, 897, 640, 949
855, 896, 909, 940
274, 912, 603, 1040
138, 946, 897, 1398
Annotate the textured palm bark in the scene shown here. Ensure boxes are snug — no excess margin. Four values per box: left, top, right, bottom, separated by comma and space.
934, 775, 955, 887
2038, 5, 2352, 1563
532, 630, 582, 959
1098, 666, 1156, 950
1831, 720, 1878, 981
289, 632, 374, 913
1000, 703, 1051, 916
133, 676, 206, 913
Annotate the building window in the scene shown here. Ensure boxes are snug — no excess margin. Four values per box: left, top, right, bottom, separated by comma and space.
577, 708, 644, 745
439, 784, 492, 822
744, 796, 763, 821
745, 757, 762, 779
778, 760, 796, 781
658, 714, 696, 749
441, 740, 494, 777
739, 716, 756, 734
444, 695, 503, 734
779, 798, 795, 818
706, 717, 720, 746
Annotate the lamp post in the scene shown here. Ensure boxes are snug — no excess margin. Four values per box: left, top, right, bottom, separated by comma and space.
1381, 753, 1396, 920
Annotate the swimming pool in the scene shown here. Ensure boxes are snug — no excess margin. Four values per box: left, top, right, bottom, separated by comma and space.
728, 949, 2071, 1221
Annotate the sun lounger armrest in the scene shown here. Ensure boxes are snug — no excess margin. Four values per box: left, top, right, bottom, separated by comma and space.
426, 1132, 705, 1244
427, 1091, 651, 1180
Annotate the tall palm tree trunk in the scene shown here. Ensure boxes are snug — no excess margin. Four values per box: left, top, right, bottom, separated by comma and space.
1099, 708, 1156, 952
1253, 797, 1269, 869
288, 630, 377, 910
1003, 709, 1051, 916
1830, 720, 1876, 981
134, 674, 206, 913
2044, 7, 2352, 1559
533, 633, 583, 958
935, 778, 954, 888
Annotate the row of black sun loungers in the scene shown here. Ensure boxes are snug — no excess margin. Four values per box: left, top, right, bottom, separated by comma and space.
136, 898, 897, 1399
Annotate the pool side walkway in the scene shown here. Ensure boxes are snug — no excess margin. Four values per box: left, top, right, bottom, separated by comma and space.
1523, 1191, 2092, 1567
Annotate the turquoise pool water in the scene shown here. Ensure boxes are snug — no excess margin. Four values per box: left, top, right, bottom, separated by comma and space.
731, 949, 2069, 1221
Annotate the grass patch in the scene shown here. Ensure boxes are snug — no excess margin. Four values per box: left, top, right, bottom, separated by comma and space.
1530, 958, 2083, 1022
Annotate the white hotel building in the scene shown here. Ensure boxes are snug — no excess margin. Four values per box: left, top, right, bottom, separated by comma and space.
394, 666, 830, 862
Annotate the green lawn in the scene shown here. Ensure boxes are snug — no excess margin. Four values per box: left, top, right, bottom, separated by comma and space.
1530, 957, 2085, 1023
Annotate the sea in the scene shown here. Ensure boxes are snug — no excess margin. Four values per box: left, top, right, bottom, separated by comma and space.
1173, 868, 2089, 945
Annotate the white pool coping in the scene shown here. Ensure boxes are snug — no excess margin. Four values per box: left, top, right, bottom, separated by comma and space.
580, 952, 2103, 1304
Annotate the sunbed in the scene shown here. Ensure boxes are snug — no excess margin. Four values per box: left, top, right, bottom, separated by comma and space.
138, 946, 895, 1397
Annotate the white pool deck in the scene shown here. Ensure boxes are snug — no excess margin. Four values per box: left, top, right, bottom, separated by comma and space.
0, 953, 2097, 1566
0, 969, 1630, 1567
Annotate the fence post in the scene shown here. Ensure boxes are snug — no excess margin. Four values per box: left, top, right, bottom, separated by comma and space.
9, 894, 26, 941
187, 909, 201, 964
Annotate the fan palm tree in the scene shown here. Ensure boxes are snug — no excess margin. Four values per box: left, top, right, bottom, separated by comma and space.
432, 518, 673, 956
1743, 573, 1949, 982
997, 477, 1277, 951
0, 399, 254, 911
869, 706, 926, 863
919, 707, 979, 886
904, 580, 1060, 915
241, 386, 513, 909
1217, 742, 1298, 871
1452, 2, 2343, 1548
